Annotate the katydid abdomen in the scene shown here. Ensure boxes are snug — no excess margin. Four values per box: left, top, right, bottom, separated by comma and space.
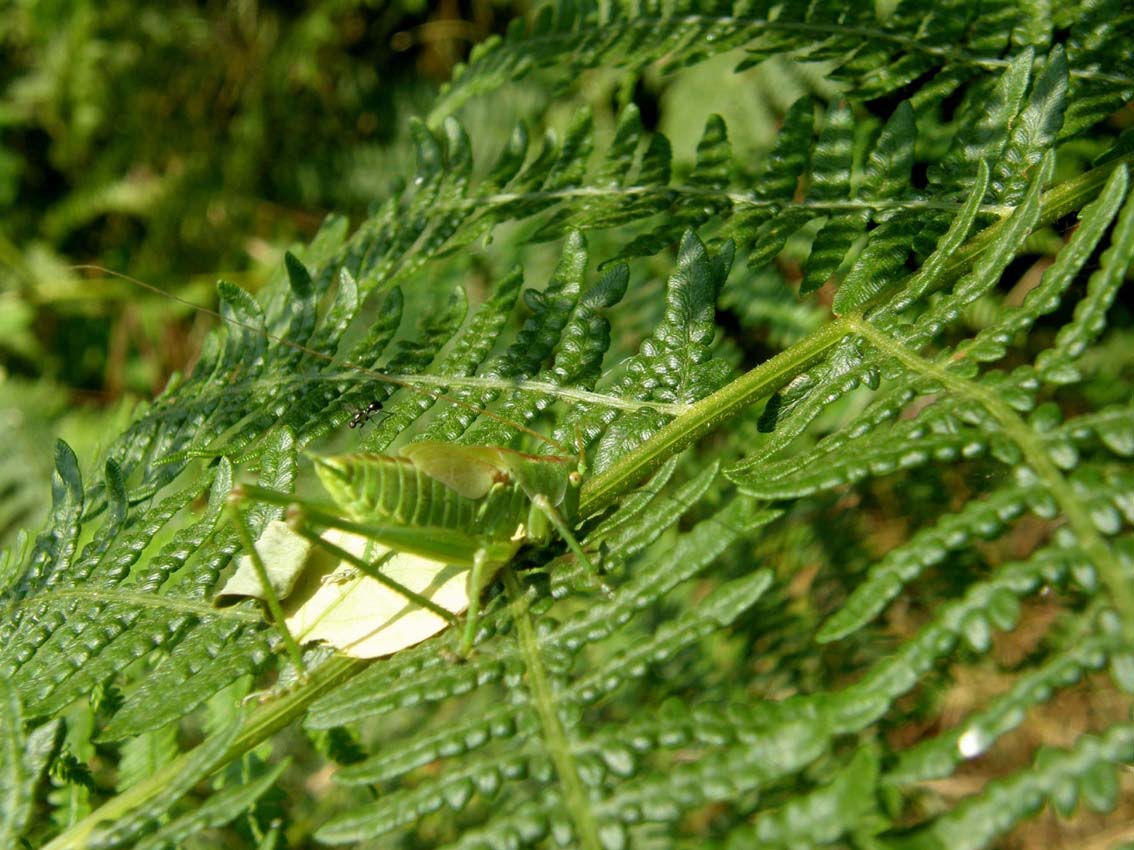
311, 452, 533, 554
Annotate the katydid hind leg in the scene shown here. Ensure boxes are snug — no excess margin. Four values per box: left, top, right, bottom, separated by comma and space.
460, 548, 494, 657
530, 493, 610, 596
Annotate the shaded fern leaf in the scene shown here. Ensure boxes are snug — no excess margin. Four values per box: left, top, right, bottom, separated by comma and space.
886, 607, 1125, 785
890, 725, 1134, 850
84, 717, 245, 849
129, 759, 288, 850
1, 676, 60, 848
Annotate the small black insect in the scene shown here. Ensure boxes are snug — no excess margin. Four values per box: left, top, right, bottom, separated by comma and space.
348, 400, 385, 429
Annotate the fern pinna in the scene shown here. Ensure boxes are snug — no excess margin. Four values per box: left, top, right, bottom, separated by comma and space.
2, 1, 1134, 848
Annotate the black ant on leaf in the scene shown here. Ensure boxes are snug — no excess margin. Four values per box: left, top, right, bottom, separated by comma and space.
348, 400, 385, 429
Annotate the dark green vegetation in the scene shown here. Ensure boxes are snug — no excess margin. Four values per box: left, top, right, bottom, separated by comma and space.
3, 1, 1134, 848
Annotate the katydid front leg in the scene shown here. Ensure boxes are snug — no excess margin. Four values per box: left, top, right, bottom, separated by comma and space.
459, 538, 520, 657
530, 495, 595, 576
529, 493, 611, 596
457, 494, 603, 657
461, 549, 492, 658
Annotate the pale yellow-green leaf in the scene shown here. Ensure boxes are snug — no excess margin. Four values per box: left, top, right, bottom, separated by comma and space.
218, 521, 468, 658
282, 529, 469, 659
217, 520, 312, 600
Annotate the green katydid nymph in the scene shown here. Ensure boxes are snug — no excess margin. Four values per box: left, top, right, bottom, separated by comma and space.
220, 438, 593, 666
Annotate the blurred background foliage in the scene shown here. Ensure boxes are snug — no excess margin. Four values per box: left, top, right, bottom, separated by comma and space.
1, 0, 514, 385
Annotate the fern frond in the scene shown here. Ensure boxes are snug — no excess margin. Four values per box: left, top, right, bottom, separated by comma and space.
887, 606, 1123, 785
1, 676, 59, 847
6, 3, 1134, 847
434, 1, 1133, 127
896, 724, 1134, 850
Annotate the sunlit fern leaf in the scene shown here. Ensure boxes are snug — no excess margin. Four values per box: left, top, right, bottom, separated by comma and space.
249, 68, 1040, 297
529, 105, 663, 243
441, 233, 633, 452
96, 42, 1072, 326
925, 49, 1034, 201
458, 233, 609, 445
3, 441, 83, 618
568, 231, 735, 471
991, 49, 1069, 205
293, 279, 401, 446
797, 100, 862, 294
575, 460, 720, 568
583, 455, 680, 542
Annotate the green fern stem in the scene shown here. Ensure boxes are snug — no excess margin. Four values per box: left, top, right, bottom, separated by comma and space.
952, 157, 1134, 278
848, 314, 1134, 643
502, 566, 603, 850
1025, 154, 1134, 242
581, 317, 852, 515
3, 589, 261, 623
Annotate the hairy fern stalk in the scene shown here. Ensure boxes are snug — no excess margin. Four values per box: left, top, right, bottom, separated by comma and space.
4, 1, 1134, 848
